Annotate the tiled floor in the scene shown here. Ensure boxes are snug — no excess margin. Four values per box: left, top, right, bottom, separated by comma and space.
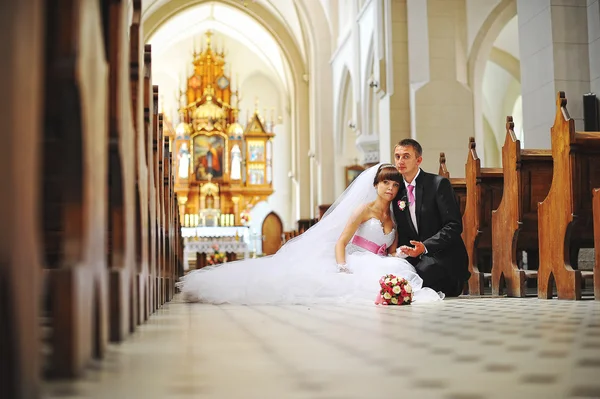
44, 296, 600, 399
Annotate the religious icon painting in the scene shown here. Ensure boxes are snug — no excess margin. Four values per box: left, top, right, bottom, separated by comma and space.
193, 134, 226, 180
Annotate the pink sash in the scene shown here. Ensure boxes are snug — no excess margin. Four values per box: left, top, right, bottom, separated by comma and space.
351, 235, 387, 256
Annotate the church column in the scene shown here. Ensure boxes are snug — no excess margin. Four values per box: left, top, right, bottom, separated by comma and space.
591, 0, 600, 95
404, 0, 474, 175
517, 0, 591, 148
295, 76, 311, 220
378, 0, 411, 162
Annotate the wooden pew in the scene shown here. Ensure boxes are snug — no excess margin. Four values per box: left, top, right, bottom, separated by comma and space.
106, 0, 138, 342
491, 117, 553, 297
134, 41, 154, 323
438, 152, 467, 215
298, 218, 318, 233
0, 0, 44, 396
129, 0, 151, 326
593, 188, 600, 300
196, 252, 207, 269
154, 85, 162, 312
164, 136, 173, 300
317, 204, 332, 220
42, 0, 109, 377
594, 188, 600, 300
538, 92, 600, 299
462, 138, 504, 295
144, 47, 158, 315
153, 88, 163, 308
284, 231, 301, 243
156, 113, 164, 306
161, 130, 173, 302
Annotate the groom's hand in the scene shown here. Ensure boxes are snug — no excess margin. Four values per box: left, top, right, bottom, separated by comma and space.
399, 241, 426, 257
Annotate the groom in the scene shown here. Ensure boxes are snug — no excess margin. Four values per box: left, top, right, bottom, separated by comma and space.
392, 139, 469, 297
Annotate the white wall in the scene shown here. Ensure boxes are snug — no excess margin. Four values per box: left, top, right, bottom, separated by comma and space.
239, 73, 293, 231
467, 0, 503, 53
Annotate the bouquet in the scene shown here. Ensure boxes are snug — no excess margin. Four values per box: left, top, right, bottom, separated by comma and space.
240, 210, 251, 226
207, 244, 227, 265
375, 274, 413, 305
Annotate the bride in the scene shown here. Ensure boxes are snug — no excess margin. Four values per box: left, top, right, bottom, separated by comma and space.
177, 163, 444, 305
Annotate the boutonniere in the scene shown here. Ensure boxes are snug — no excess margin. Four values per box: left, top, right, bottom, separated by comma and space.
397, 196, 407, 211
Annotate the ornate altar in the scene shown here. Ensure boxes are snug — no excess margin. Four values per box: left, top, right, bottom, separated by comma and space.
172, 31, 276, 228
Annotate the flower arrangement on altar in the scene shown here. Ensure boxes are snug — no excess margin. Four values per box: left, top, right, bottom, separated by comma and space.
375, 274, 413, 305
240, 210, 251, 226
207, 244, 227, 265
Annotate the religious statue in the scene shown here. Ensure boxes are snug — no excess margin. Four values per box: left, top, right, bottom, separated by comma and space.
178, 142, 190, 179
230, 144, 242, 180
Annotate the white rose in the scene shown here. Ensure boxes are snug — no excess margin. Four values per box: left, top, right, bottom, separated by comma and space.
391, 278, 398, 285
392, 285, 401, 294
383, 292, 392, 300
404, 296, 410, 302
391, 297, 399, 304
404, 284, 412, 293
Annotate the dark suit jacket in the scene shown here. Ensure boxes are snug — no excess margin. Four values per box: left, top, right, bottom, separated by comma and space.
392, 169, 470, 283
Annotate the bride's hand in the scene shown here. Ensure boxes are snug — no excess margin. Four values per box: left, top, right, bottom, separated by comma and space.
337, 263, 352, 274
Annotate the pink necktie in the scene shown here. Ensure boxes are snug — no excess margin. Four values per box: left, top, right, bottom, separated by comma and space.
407, 185, 415, 205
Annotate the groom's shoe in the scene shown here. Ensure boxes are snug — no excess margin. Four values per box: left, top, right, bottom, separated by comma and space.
444, 277, 464, 297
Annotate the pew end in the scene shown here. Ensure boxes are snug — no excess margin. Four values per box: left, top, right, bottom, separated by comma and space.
594, 188, 600, 300
438, 152, 450, 178
491, 116, 552, 297
537, 92, 600, 300
462, 137, 502, 295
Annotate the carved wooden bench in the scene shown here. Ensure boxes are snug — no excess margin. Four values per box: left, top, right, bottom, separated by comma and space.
462, 138, 503, 295
537, 92, 600, 299
594, 188, 600, 299
491, 117, 553, 297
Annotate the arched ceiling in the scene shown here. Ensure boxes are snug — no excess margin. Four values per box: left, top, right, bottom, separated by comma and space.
494, 15, 519, 60
143, 0, 333, 64
147, 2, 291, 94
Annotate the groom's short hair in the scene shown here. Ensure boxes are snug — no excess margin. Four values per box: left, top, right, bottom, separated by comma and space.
396, 139, 423, 157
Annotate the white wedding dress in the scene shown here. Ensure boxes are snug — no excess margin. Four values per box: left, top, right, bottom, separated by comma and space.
178, 216, 443, 305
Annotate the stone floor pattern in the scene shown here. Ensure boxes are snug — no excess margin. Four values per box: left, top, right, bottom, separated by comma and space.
44, 296, 600, 399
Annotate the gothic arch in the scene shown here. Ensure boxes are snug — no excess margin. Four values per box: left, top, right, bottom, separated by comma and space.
468, 0, 517, 165
142, 0, 312, 218
294, 0, 335, 209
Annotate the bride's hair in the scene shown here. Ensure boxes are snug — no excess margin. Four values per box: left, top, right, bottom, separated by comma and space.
373, 163, 402, 186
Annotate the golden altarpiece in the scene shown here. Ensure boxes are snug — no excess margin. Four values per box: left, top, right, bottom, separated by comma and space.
172, 32, 275, 233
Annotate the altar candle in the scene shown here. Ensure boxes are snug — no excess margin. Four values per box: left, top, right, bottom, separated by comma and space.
229, 214, 234, 226
184, 214, 189, 227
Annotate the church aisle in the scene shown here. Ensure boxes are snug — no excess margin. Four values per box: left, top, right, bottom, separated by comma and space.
43, 297, 600, 399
